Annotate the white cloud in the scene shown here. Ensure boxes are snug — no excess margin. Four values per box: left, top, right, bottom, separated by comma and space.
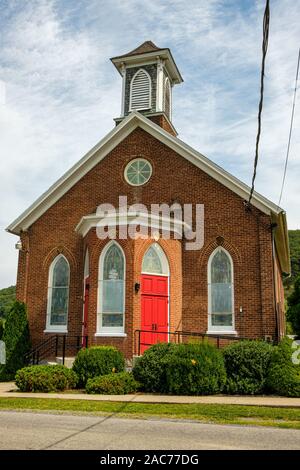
0, 0, 299, 287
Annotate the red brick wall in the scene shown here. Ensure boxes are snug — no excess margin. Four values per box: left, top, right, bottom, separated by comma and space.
15, 127, 279, 356
147, 114, 177, 136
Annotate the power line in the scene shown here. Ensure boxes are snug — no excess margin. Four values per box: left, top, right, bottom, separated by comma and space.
277, 47, 300, 208
247, 0, 270, 207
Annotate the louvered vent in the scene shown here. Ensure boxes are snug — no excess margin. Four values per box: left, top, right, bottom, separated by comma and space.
130, 69, 151, 110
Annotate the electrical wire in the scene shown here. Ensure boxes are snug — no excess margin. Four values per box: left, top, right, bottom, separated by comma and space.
247, 0, 270, 207
277, 47, 300, 208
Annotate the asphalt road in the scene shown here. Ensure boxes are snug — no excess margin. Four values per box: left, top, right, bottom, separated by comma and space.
0, 410, 299, 450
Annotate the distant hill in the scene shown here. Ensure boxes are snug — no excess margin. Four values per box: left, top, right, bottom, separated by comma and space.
284, 229, 300, 296
0, 285, 16, 318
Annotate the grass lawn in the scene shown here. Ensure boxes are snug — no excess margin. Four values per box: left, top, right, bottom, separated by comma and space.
0, 397, 300, 429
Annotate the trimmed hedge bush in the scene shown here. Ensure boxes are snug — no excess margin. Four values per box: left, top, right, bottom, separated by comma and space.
72, 346, 125, 387
133, 342, 226, 395
0, 301, 31, 381
222, 340, 273, 395
162, 343, 226, 395
86, 372, 139, 395
15, 365, 77, 392
132, 342, 176, 393
266, 337, 300, 397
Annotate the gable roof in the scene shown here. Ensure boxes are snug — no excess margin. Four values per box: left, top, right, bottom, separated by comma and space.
6, 111, 290, 273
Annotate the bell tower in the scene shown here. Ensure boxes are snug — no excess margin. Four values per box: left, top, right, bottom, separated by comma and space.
111, 41, 183, 135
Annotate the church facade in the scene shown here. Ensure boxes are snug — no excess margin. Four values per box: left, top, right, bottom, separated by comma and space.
7, 42, 290, 359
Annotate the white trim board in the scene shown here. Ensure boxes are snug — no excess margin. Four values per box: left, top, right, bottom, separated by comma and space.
6, 110, 285, 236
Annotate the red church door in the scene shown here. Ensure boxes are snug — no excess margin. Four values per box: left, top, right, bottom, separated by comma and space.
81, 276, 90, 347
140, 274, 169, 354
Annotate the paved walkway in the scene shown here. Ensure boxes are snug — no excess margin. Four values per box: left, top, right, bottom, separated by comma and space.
1, 382, 300, 407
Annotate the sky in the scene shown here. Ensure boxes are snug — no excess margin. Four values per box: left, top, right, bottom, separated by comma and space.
0, 0, 299, 288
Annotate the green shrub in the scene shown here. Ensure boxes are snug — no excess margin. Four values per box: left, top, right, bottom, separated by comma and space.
72, 346, 125, 387
266, 337, 300, 397
0, 301, 31, 381
133, 342, 226, 395
132, 342, 176, 393
222, 340, 273, 395
86, 372, 139, 395
15, 365, 77, 392
163, 342, 226, 395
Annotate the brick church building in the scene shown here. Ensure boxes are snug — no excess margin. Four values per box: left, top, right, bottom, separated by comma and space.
7, 41, 290, 359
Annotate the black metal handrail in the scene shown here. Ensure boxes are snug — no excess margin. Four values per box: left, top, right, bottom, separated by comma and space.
25, 335, 88, 365
25, 335, 57, 365
134, 329, 257, 356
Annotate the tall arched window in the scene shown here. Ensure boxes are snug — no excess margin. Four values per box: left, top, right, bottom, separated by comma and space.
129, 69, 151, 111
163, 77, 171, 118
46, 255, 69, 332
98, 242, 125, 335
208, 247, 234, 332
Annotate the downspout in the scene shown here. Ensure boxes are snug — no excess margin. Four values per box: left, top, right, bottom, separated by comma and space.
271, 225, 279, 342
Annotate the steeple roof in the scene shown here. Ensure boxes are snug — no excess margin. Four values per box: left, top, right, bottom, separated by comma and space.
110, 41, 183, 84
114, 41, 162, 59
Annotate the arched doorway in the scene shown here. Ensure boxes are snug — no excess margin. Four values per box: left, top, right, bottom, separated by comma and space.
140, 243, 169, 353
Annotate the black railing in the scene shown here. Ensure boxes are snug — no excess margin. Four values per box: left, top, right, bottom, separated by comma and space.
25, 335, 88, 365
134, 329, 255, 356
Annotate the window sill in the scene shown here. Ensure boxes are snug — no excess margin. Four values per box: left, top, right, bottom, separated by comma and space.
95, 333, 127, 338
44, 329, 68, 334
206, 330, 238, 336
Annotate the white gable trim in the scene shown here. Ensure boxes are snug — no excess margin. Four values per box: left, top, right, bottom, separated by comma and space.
6, 111, 283, 236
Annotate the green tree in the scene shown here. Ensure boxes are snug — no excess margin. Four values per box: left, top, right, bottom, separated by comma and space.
0, 286, 16, 318
286, 275, 300, 337
0, 319, 4, 340
284, 230, 300, 295
0, 301, 31, 381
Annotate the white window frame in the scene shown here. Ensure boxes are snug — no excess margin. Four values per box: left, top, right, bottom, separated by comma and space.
124, 158, 152, 187
96, 241, 126, 337
142, 243, 169, 276
163, 76, 172, 119
45, 254, 69, 333
207, 247, 236, 334
129, 68, 152, 112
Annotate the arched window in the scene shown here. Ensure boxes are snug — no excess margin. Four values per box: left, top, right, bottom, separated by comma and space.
129, 69, 151, 111
98, 242, 125, 335
208, 247, 234, 332
142, 243, 169, 275
163, 77, 171, 118
46, 255, 69, 331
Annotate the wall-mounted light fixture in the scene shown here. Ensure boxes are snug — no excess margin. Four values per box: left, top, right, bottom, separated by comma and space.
134, 282, 140, 294
15, 240, 23, 251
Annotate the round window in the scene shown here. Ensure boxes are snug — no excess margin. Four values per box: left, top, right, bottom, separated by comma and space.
125, 158, 152, 186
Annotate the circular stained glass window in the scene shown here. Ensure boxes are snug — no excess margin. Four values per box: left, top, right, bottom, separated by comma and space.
125, 158, 152, 186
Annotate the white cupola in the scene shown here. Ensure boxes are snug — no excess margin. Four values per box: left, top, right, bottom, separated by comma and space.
110, 41, 183, 133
